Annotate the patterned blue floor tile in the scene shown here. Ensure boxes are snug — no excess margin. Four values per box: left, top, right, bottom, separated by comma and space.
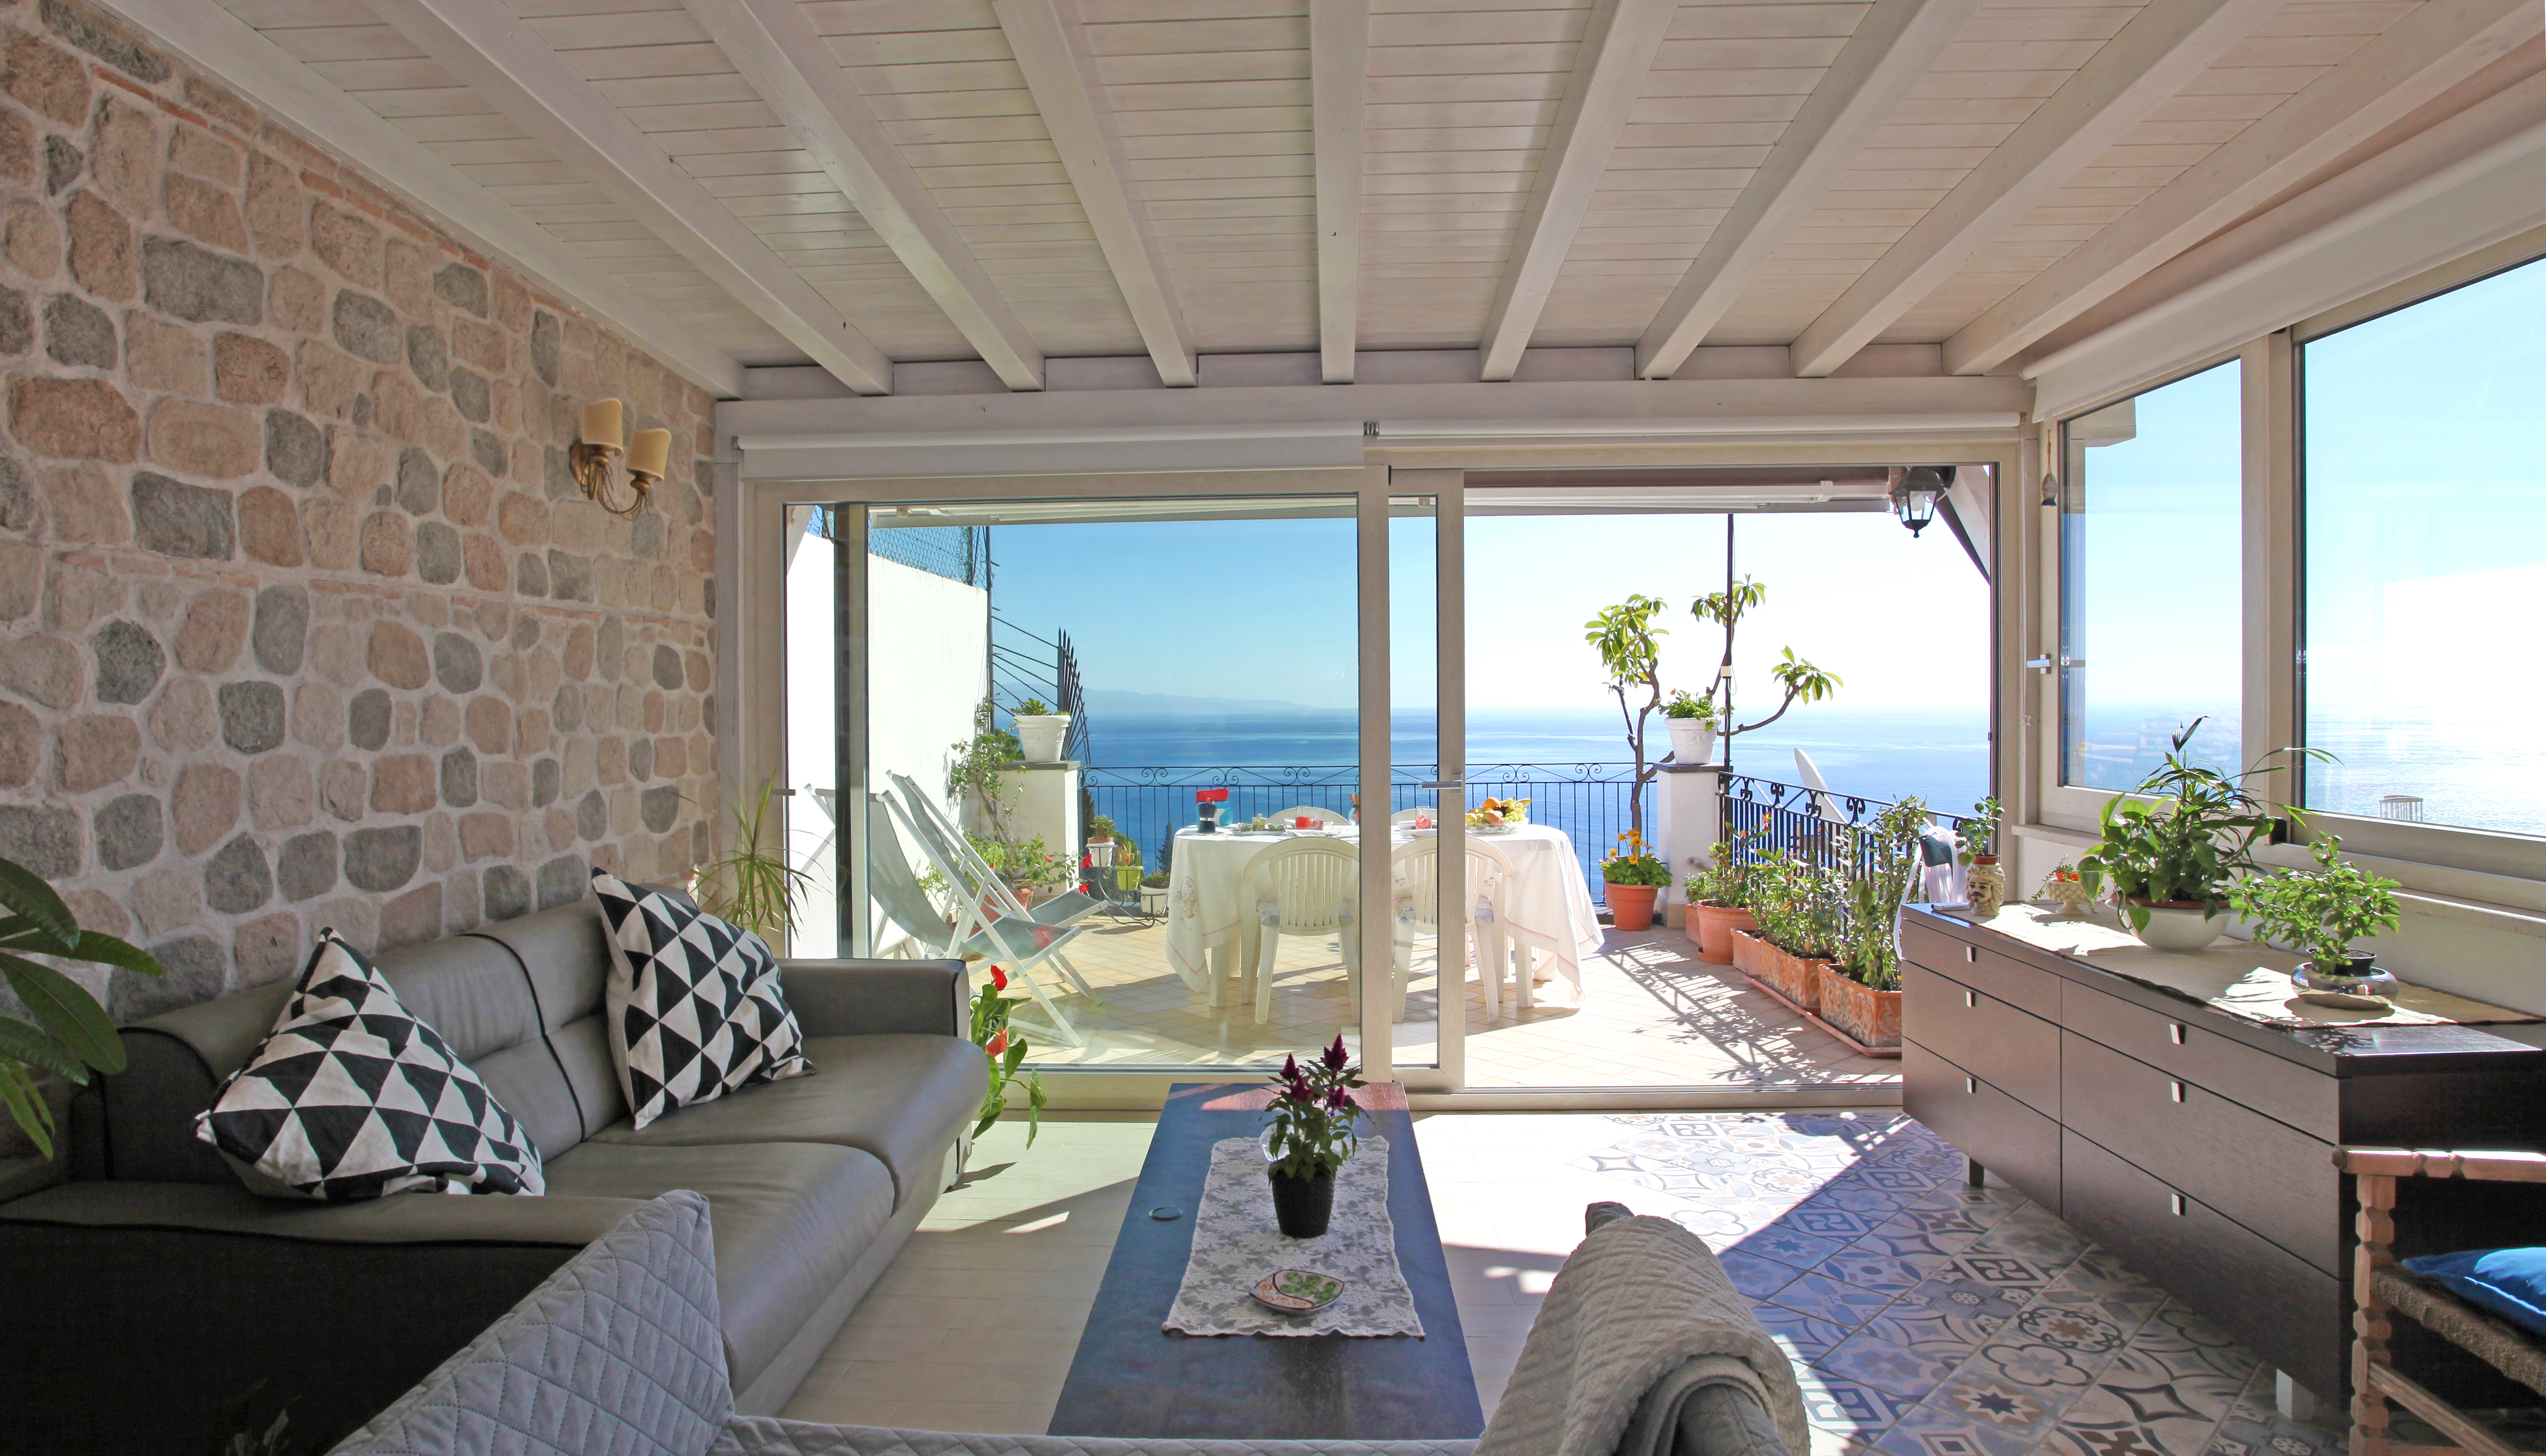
1876, 1396, 2046, 1456
1819, 1306, 1996, 1400
1802, 1370, 1927, 1437
1735, 1223, 1851, 1271
1758, 1305, 1855, 1364
1720, 1245, 1808, 1300
1824, 1248, 1942, 1296
1771, 1270, 1903, 1332
1895, 1272, 2026, 1329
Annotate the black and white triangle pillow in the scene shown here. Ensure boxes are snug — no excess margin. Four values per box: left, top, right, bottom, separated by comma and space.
194, 930, 545, 1200
591, 870, 814, 1131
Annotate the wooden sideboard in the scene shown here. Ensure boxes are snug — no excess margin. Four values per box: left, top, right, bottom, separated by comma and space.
1899, 906, 2546, 1402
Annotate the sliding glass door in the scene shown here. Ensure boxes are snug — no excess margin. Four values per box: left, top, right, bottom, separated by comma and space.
781, 483, 1467, 1089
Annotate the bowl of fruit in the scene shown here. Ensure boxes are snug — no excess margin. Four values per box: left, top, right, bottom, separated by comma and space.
1466, 797, 1530, 834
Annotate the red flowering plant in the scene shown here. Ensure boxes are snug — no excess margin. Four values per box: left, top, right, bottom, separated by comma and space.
1264, 1035, 1365, 1181
969, 965, 1047, 1145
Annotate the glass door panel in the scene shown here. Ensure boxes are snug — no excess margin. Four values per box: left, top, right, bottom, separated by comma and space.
1383, 495, 1444, 1076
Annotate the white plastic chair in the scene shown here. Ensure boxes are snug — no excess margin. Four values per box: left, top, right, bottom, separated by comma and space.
1390, 837, 1518, 1023
1269, 804, 1349, 825
1238, 837, 1360, 1024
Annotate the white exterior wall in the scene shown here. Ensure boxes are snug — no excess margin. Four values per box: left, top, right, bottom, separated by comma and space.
783, 541, 990, 956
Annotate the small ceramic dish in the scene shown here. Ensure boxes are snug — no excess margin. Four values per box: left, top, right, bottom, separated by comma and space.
1251, 1269, 1344, 1316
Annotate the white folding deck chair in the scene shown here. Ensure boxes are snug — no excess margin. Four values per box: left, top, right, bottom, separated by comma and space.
887, 771, 1103, 933
872, 793, 1093, 1048
1390, 836, 1519, 1023
1238, 837, 1359, 1024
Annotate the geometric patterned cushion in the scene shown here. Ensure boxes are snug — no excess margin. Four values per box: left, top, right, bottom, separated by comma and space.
191, 929, 545, 1200
591, 870, 814, 1133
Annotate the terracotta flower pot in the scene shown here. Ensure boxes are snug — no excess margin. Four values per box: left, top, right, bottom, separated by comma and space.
1771, 947, 1829, 1013
1605, 882, 1660, 931
1268, 1167, 1336, 1238
1739, 932, 1821, 1012
1816, 963, 1903, 1049
1691, 902, 1757, 964
1730, 927, 1773, 978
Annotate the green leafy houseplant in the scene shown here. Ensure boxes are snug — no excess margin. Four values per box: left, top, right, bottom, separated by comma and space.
968, 965, 1048, 1146
1662, 689, 1716, 722
1012, 697, 1053, 716
2230, 836, 2402, 975
1585, 594, 1674, 839
1685, 828, 1767, 908
1688, 577, 1842, 746
1746, 851, 1842, 961
0, 858, 162, 1159
2077, 720, 2317, 931
1960, 796, 2002, 862
947, 697, 1024, 838
691, 775, 809, 943
1829, 799, 1930, 991
1139, 871, 1171, 889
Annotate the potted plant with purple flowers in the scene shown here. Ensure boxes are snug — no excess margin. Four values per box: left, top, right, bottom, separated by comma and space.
1263, 1035, 1364, 1238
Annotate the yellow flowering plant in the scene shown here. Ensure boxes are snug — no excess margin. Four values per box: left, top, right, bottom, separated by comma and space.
1601, 830, 1670, 886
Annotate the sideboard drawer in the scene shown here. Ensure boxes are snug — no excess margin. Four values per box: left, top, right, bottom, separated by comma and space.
2061, 979, 2334, 1140
1902, 962, 2059, 1119
2061, 1130, 2343, 1398
1904, 1039, 2060, 1213
2061, 1032, 2341, 1274
1901, 920, 2060, 1020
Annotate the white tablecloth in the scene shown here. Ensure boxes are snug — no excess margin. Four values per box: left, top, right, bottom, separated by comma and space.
1162, 823, 1604, 1004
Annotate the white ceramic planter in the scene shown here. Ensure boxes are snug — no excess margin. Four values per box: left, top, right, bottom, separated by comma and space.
1014, 713, 1071, 762
2131, 903, 2224, 953
1138, 885, 1169, 914
1665, 718, 1717, 765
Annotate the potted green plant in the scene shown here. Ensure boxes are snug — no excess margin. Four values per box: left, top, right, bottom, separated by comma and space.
1600, 830, 1670, 931
689, 774, 810, 946
1662, 689, 1717, 767
2077, 721, 2311, 953
1139, 870, 1171, 915
2229, 835, 2404, 991
1959, 796, 2003, 918
0, 857, 162, 1160
949, 698, 1024, 838
1815, 799, 1928, 1052
1739, 850, 1840, 1011
1683, 827, 1764, 963
1263, 1036, 1363, 1237
1011, 696, 1071, 763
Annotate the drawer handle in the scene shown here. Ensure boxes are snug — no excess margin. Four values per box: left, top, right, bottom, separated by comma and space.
1965, 1076, 1977, 1095
1964, 945, 1977, 964
1965, 989, 1977, 1008
2170, 1193, 2186, 1216
2168, 1022, 2186, 1046
2169, 1080, 2185, 1103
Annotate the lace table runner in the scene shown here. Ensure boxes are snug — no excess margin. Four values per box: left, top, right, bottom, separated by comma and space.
1162, 1136, 1424, 1338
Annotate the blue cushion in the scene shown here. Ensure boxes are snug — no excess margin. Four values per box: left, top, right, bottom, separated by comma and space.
2404, 1247, 2546, 1337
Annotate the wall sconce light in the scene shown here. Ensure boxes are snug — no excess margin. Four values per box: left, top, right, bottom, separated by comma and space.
567, 398, 668, 517
1887, 465, 1950, 536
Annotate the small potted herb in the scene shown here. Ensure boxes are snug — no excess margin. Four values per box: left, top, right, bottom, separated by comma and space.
2077, 720, 2309, 953
1662, 689, 1717, 766
1683, 827, 1764, 963
1139, 871, 1171, 915
1600, 830, 1670, 931
1011, 696, 1072, 762
1263, 1036, 1364, 1238
2229, 836, 2403, 991
1958, 796, 2004, 918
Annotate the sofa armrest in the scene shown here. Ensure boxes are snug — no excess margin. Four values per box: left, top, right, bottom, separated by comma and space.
779, 958, 969, 1039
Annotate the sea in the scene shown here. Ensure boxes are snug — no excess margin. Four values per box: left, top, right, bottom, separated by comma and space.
1075, 703, 1991, 885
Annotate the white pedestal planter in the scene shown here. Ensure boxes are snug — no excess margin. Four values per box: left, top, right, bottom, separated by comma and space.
1665, 718, 1717, 766
1014, 713, 1071, 762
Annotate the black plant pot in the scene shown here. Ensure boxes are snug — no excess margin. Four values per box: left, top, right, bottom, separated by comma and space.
1268, 1168, 1335, 1238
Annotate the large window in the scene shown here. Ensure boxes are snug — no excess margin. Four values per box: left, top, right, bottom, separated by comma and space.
2060, 359, 2244, 790
2301, 254, 2546, 836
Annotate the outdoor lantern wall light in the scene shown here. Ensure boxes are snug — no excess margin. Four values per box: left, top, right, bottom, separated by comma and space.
1887, 465, 1951, 536
569, 398, 671, 517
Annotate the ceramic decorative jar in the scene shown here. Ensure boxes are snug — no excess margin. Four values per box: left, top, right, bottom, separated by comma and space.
1967, 856, 2004, 919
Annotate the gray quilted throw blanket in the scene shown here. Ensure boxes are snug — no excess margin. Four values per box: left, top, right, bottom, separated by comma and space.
1162, 1137, 1423, 1338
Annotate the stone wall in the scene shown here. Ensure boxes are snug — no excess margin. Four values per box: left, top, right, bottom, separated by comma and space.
0, 0, 720, 1027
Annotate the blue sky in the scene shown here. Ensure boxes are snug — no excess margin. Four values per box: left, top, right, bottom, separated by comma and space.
985, 499, 1993, 713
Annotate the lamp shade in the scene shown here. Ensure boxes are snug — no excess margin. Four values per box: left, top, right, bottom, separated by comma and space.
627, 428, 672, 481
581, 398, 623, 449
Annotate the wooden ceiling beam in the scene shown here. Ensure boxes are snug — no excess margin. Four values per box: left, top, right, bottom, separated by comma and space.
365, 0, 892, 394
685, 0, 1046, 391
1787, 0, 2284, 379
1312, 0, 1370, 384
995, 0, 1195, 387
89, 0, 745, 397
1635, 0, 1981, 381
1944, 0, 2542, 376
1477, 0, 1679, 382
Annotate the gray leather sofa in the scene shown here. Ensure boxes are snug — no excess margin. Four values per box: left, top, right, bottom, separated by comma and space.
0, 896, 990, 1455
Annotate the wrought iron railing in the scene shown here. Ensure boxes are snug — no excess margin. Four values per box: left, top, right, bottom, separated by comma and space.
866, 520, 991, 588
1716, 774, 1982, 878
1082, 763, 1651, 904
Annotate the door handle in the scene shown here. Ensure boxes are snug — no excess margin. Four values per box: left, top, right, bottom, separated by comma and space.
2170, 1193, 2186, 1216
1964, 989, 1976, 1008
2168, 1022, 2186, 1046
1964, 1076, 1977, 1095
2169, 1080, 2185, 1103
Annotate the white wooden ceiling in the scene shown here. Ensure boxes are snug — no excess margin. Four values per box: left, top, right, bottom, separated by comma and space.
176, 0, 2542, 394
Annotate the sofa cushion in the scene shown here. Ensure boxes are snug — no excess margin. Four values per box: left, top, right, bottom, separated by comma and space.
593, 870, 814, 1131
194, 931, 545, 1200
589, 1034, 988, 1209
542, 1139, 895, 1395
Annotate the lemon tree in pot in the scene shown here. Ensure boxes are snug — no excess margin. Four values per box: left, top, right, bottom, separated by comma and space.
2076, 720, 2313, 953
2230, 836, 2403, 992
1263, 1036, 1363, 1237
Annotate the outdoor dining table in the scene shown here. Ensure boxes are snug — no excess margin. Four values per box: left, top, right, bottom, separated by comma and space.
1161, 822, 1604, 1010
